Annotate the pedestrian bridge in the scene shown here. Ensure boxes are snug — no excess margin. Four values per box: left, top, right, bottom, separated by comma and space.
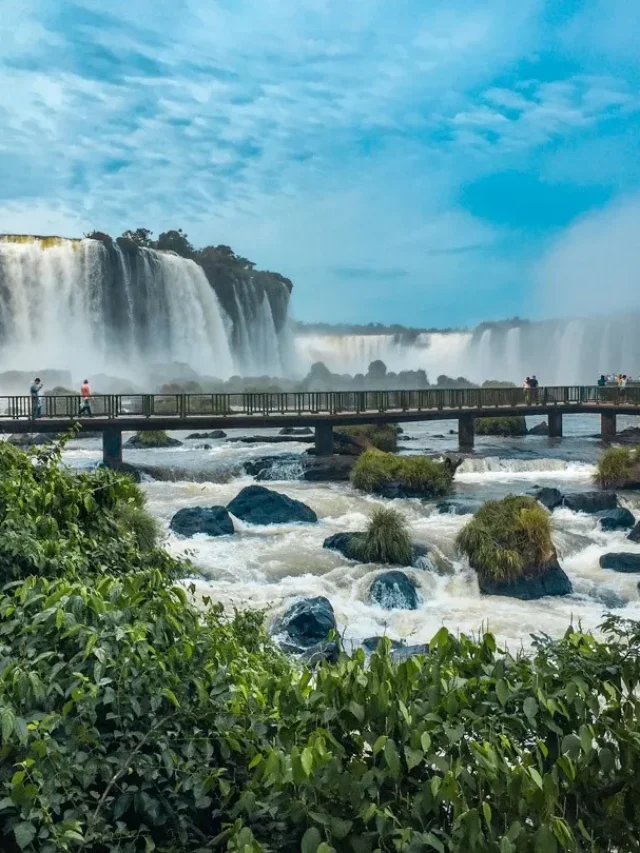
1, 386, 639, 467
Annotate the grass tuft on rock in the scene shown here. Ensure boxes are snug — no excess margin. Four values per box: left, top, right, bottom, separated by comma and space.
350, 507, 413, 566
132, 430, 175, 448
475, 416, 527, 437
351, 449, 455, 496
337, 424, 399, 452
595, 445, 640, 488
457, 495, 553, 584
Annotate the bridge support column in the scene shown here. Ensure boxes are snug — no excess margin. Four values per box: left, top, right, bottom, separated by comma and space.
548, 411, 563, 438
315, 422, 334, 456
601, 412, 617, 441
103, 427, 123, 469
458, 414, 474, 450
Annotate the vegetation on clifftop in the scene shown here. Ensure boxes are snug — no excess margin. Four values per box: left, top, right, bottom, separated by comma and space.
595, 445, 640, 488
1, 439, 640, 851
457, 495, 554, 583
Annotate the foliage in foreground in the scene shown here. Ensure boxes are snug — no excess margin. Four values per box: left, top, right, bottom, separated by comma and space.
349, 507, 413, 566
1, 441, 640, 852
457, 495, 554, 583
595, 445, 640, 488
351, 449, 455, 496
337, 424, 399, 453
475, 416, 527, 437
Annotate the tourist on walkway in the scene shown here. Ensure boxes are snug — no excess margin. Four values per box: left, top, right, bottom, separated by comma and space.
598, 375, 607, 387
79, 379, 93, 416
30, 377, 42, 418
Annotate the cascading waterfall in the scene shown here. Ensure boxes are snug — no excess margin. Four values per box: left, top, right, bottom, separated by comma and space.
0, 236, 289, 381
294, 315, 640, 384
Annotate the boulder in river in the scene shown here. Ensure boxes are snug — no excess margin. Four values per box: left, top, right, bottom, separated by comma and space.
369, 571, 420, 610
170, 506, 234, 537
272, 596, 337, 657
479, 559, 573, 600
279, 427, 312, 436
9, 433, 56, 447
528, 422, 549, 436
187, 430, 227, 440
563, 491, 618, 514
227, 485, 317, 525
244, 454, 354, 482
125, 431, 183, 449
533, 487, 564, 511
628, 522, 640, 543
599, 508, 636, 531
323, 531, 429, 568
599, 553, 640, 573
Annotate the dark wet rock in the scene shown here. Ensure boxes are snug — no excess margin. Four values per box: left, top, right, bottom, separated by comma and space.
613, 427, 640, 446
279, 427, 312, 436
125, 434, 182, 448
227, 485, 317, 525
528, 422, 549, 436
361, 636, 405, 653
272, 596, 337, 652
194, 443, 212, 450
391, 643, 430, 662
8, 433, 56, 447
229, 434, 314, 445
628, 522, 640, 543
563, 491, 618, 514
599, 508, 636, 531
170, 506, 234, 537
187, 430, 227, 440
72, 430, 101, 440
479, 560, 573, 600
244, 453, 354, 482
532, 487, 564, 511
587, 587, 627, 609
323, 532, 429, 567
599, 553, 640, 573
437, 498, 483, 515
301, 455, 355, 481
369, 571, 420, 610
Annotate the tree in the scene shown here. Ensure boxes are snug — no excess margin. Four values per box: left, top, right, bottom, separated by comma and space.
367, 360, 388, 383
156, 228, 194, 257
120, 228, 154, 247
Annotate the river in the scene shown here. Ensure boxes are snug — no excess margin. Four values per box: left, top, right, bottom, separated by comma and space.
61, 413, 640, 650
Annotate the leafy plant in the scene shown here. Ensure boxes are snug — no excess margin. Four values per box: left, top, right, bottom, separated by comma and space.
595, 445, 640, 488
350, 507, 413, 566
351, 449, 456, 496
457, 495, 554, 582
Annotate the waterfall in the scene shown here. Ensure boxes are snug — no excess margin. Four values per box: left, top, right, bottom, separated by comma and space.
0, 235, 289, 382
294, 315, 640, 385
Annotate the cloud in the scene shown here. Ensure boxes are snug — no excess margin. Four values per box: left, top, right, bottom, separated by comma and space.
332, 267, 409, 281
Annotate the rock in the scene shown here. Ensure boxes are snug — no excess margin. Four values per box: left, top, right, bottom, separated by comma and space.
599, 508, 636, 531
437, 498, 483, 515
613, 427, 640, 446
528, 422, 549, 436
227, 485, 317, 525
125, 434, 183, 448
361, 636, 405, 653
391, 643, 430, 662
229, 435, 314, 445
628, 522, 640, 543
369, 571, 420, 610
599, 553, 640, 573
279, 427, 312, 436
8, 433, 56, 447
563, 491, 618, 514
187, 430, 227, 440
301, 455, 355, 481
533, 487, 564, 511
323, 533, 429, 567
244, 454, 354, 482
194, 443, 212, 450
170, 506, 234, 537
479, 560, 573, 600
272, 596, 337, 651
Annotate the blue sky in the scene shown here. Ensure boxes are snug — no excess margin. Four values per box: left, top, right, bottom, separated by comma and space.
2, 0, 640, 327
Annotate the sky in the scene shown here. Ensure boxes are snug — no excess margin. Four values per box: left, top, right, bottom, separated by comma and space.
1, 0, 640, 328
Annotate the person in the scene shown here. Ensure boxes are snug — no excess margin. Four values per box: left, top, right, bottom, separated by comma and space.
598, 375, 607, 387
30, 377, 43, 418
523, 376, 531, 404
79, 379, 93, 416
529, 374, 539, 403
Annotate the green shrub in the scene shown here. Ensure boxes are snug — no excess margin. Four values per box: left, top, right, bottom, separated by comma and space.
457, 495, 553, 583
351, 449, 455, 496
337, 424, 399, 452
350, 506, 413, 565
475, 416, 527, 436
132, 430, 176, 447
595, 445, 640, 488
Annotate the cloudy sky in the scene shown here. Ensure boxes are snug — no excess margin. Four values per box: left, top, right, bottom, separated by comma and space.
2, 0, 639, 327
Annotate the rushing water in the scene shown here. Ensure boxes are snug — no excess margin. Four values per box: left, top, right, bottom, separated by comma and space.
294, 316, 640, 385
59, 413, 640, 650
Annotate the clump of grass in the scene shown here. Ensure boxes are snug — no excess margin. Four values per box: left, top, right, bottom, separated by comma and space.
456, 495, 553, 584
475, 416, 527, 437
132, 430, 175, 448
113, 500, 160, 551
595, 446, 640, 488
338, 424, 399, 452
351, 449, 455, 496
350, 507, 413, 566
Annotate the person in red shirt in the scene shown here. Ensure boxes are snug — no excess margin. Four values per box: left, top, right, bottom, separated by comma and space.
79, 379, 92, 416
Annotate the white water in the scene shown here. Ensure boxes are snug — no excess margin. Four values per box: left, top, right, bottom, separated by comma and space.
0, 236, 288, 382
59, 416, 640, 651
294, 315, 640, 384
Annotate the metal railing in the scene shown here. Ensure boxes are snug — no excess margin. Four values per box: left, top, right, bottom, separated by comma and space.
1, 386, 640, 421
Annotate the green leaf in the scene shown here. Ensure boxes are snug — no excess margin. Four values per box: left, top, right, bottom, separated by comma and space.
161, 688, 180, 708
424, 832, 445, 853
384, 738, 400, 775
496, 679, 509, 706
347, 701, 364, 723
579, 725, 593, 754
317, 845, 335, 853
421, 732, 431, 752
523, 697, 538, 723
373, 735, 387, 755
1, 707, 15, 743
561, 734, 581, 760
301, 748, 314, 777
330, 817, 352, 840
404, 746, 423, 771
482, 802, 492, 825
301, 827, 322, 853
535, 826, 557, 853
14, 822, 36, 850
598, 747, 615, 773
529, 767, 543, 790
